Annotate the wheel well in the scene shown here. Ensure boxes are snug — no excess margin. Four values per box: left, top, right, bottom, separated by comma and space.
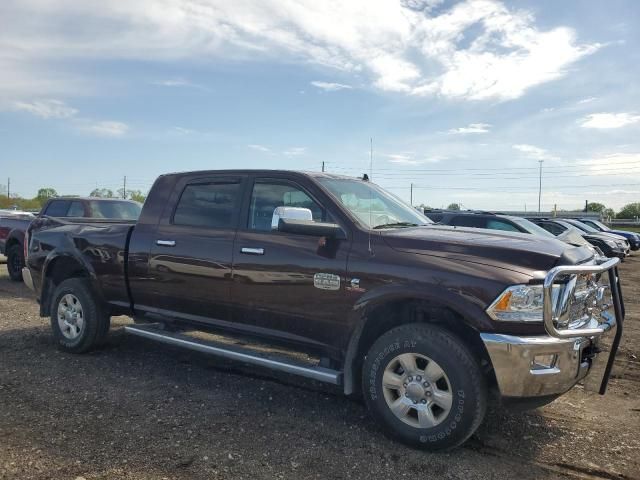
41, 257, 89, 316
6, 238, 20, 251
348, 298, 497, 395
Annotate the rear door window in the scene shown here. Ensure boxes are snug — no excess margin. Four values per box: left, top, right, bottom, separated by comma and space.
44, 200, 71, 217
173, 181, 242, 229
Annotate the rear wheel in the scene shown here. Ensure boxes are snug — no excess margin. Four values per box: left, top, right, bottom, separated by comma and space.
362, 323, 487, 450
50, 278, 110, 353
6, 244, 24, 282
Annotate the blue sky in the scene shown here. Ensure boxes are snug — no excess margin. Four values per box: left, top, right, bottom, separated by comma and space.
1, 0, 640, 211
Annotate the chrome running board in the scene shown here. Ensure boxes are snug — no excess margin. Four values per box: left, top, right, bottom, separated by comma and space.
124, 323, 342, 385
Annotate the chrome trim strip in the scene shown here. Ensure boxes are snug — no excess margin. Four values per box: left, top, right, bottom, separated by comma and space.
156, 240, 176, 247
125, 324, 341, 385
543, 257, 620, 338
241, 247, 264, 255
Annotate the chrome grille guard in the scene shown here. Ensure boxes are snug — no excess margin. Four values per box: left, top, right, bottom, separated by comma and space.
543, 257, 625, 395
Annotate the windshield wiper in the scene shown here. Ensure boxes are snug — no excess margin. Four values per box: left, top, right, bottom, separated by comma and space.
373, 222, 420, 229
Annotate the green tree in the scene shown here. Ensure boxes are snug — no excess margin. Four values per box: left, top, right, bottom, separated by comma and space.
127, 190, 147, 203
36, 187, 58, 205
618, 203, 640, 219
90, 188, 115, 198
447, 203, 461, 211
603, 208, 615, 219
586, 202, 606, 213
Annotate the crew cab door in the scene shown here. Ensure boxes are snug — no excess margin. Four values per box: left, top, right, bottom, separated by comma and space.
140, 174, 247, 322
231, 175, 351, 351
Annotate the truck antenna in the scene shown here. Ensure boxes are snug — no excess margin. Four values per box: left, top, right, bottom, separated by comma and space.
368, 137, 373, 254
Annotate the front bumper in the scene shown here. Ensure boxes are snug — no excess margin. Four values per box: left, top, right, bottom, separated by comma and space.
482, 257, 624, 399
481, 332, 597, 397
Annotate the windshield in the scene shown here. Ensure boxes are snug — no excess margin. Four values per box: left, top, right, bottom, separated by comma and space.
317, 177, 432, 229
564, 219, 597, 233
88, 200, 142, 220
586, 219, 611, 231
511, 217, 557, 238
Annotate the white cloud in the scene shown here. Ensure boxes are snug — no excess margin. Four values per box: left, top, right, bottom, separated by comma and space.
0, 0, 598, 102
248, 144, 271, 152
385, 152, 443, 165
448, 123, 491, 134
12, 99, 77, 119
577, 96, 597, 104
310, 81, 352, 92
283, 147, 307, 156
152, 78, 208, 91
79, 121, 129, 137
512, 144, 558, 161
580, 113, 640, 129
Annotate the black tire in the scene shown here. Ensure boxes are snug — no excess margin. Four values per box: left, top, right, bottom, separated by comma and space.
6, 244, 24, 282
50, 278, 110, 353
362, 323, 487, 450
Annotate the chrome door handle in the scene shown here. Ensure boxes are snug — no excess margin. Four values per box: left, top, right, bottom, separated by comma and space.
156, 240, 176, 247
241, 247, 264, 255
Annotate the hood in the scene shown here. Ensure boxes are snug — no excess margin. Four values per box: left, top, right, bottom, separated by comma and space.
557, 229, 595, 249
381, 225, 594, 275
611, 229, 639, 241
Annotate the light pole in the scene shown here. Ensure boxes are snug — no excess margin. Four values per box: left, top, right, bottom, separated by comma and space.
538, 160, 543, 212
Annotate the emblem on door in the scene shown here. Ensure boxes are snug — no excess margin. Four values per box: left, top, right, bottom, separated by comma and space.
313, 273, 341, 291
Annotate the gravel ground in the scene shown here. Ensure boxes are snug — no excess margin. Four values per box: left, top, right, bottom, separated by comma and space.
1, 258, 639, 480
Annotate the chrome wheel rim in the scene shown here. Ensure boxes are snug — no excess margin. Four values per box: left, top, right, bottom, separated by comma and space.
382, 353, 453, 429
57, 294, 84, 340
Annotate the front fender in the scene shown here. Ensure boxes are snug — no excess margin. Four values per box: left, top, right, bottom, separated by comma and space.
342, 283, 491, 395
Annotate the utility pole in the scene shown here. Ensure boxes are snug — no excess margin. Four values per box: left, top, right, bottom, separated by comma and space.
410, 183, 413, 206
321, 161, 325, 173
123, 176, 127, 199
6, 178, 9, 199
538, 160, 543, 212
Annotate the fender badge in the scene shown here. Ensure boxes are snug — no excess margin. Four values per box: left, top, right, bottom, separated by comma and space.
313, 273, 341, 291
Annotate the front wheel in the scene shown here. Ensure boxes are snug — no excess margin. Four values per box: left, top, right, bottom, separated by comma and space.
362, 323, 487, 450
6, 244, 24, 282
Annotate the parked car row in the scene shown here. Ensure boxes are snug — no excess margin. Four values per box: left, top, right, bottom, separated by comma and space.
424, 210, 638, 261
0, 197, 142, 281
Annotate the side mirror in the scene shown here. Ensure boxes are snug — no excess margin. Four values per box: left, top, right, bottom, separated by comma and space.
271, 207, 313, 230
271, 206, 346, 239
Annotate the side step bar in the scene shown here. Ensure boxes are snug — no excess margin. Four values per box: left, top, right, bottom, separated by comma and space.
124, 324, 343, 385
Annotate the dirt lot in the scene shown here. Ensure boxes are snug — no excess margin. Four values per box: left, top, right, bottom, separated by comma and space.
1, 259, 639, 480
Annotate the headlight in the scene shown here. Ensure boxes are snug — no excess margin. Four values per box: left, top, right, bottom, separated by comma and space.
605, 240, 617, 247
486, 284, 560, 322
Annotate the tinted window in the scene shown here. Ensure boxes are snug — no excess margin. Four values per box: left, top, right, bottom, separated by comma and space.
45, 200, 71, 217
425, 213, 444, 223
88, 201, 141, 220
486, 219, 520, 232
173, 182, 240, 228
542, 222, 566, 235
249, 181, 326, 231
450, 216, 486, 228
67, 201, 85, 217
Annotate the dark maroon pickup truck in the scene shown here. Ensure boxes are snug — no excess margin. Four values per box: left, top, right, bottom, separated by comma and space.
1, 198, 141, 281
23, 170, 624, 450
